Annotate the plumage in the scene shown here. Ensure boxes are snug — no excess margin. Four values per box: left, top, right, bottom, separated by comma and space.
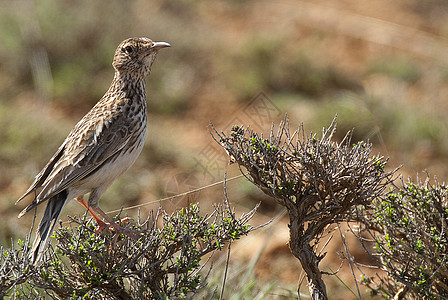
16, 37, 170, 264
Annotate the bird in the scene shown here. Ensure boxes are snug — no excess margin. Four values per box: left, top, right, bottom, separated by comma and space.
15, 37, 170, 265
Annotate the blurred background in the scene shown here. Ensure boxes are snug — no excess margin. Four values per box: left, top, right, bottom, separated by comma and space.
1, 0, 448, 298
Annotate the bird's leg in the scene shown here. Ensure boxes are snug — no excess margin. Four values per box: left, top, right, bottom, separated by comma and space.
78, 198, 140, 239
91, 206, 142, 237
77, 197, 113, 233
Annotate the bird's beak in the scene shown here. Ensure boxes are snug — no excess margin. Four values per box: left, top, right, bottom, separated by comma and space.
151, 42, 171, 51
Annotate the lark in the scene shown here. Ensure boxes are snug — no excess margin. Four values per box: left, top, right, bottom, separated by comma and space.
16, 37, 170, 264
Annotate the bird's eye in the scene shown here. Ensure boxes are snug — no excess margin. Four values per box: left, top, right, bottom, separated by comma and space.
123, 46, 133, 54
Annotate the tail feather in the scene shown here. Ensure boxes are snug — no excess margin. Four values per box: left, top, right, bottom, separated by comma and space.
30, 190, 68, 265
18, 201, 37, 219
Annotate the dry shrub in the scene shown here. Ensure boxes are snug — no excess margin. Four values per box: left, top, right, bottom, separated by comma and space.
213, 116, 395, 299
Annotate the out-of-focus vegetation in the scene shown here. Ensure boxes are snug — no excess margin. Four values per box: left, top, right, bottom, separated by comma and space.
1, 0, 448, 298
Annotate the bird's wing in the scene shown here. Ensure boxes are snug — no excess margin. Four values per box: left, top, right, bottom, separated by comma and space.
38, 113, 133, 202
15, 142, 67, 204
18, 105, 138, 214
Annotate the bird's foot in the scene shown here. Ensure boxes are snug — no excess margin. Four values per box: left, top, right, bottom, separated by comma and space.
94, 219, 114, 234
102, 218, 145, 249
95, 217, 144, 239
76, 197, 141, 236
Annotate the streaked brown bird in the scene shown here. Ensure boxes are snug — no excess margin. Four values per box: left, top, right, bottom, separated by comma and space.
16, 37, 170, 264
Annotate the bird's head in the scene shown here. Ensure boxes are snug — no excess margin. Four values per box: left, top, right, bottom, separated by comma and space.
112, 37, 170, 77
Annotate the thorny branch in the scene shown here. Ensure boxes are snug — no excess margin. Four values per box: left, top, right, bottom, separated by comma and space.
213, 116, 396, 299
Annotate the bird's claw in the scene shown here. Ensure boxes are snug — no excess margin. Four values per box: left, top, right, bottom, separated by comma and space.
94, 217, 143, 239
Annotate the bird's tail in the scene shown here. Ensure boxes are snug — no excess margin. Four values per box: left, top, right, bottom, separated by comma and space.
30, 190, 68, 265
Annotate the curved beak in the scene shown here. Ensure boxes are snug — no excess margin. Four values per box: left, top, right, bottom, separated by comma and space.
151, 41, 171, 51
